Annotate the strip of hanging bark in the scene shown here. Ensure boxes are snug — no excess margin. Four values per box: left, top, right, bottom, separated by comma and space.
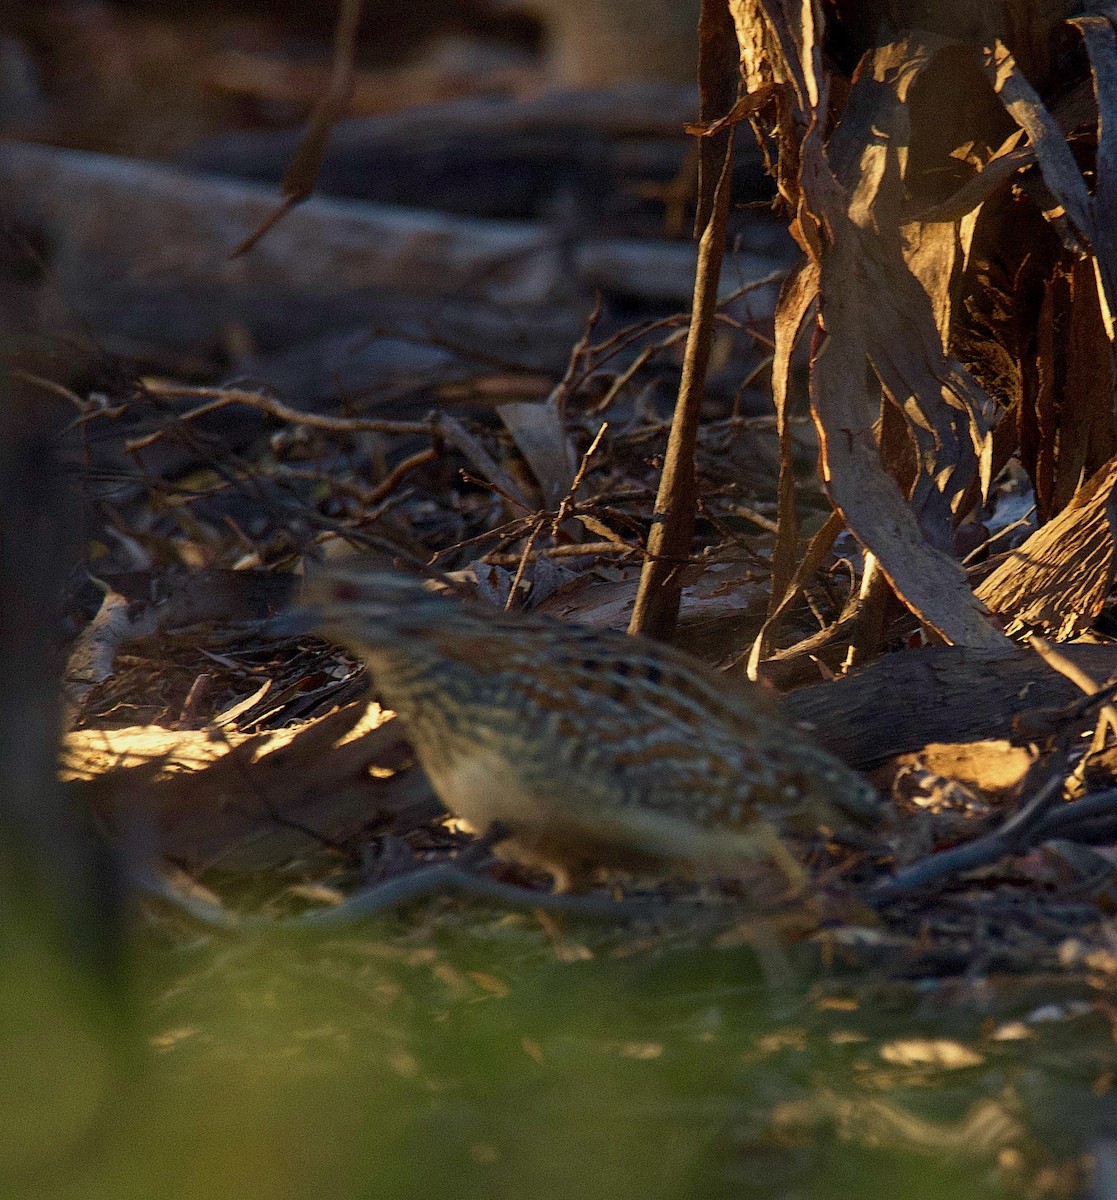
628, 134, 737, 639
840, 553, 894, 669
984, 36, 1117, 336
742, 264, 829, 678
782, 642, 1117, 769
231, 0, 364, 257
903, 138, 1034, 224
1070, 254, 1117, 478
984, 40, 1094, 239
809, 221, 1004, 648
1033, 270, 1061, 518
1072, 14, 1117, 339
764, 261, 819, 615
974, 456, 1117, 639
821, 37, 996, 553
733, 14, 1006, 649
746, 508, 841, 681
1030, 255, 1117, 520
819, 395, 916, 673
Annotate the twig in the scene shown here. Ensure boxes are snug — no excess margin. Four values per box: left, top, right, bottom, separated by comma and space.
1030, 788, 1117, 844
547, 292, 603, 421
230, 0, 365, 256
259, 468, 416, 537
1044, 679, 1117, 728
506, 518, 547, 610
483, 540, 641, 565
287, 863, 678, 925
1027, 634, 1117, 754
9, 368, 92, 412
585, 310, 689, 371
730, 353, 776, 417
961, 506, 1037, 564
587, 329, 688, 414
550, 421, 608, 538
132, 382, 431, 448
728, 503, 779, 535
581, 274, 781, 381
365, 446, 440, 507
428, 514, 540, 562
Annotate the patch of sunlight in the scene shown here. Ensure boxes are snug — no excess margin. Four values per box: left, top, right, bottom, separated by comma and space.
879, 1039, 984, 1069
60, 702, 391, 780
335, 703, 393, 745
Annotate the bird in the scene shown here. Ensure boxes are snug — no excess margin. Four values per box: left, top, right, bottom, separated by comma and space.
288, 565, 882, 894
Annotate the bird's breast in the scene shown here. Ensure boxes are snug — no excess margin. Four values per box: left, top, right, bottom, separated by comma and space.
420, 741, 552, 834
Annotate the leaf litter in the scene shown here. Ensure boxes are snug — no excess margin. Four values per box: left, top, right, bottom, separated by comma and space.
43, 1, 1117, 995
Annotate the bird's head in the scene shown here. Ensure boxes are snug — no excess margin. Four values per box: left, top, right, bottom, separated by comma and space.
270, 565, 478, 647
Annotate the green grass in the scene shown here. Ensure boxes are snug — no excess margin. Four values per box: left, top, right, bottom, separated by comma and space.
3, 902, 1105, 1199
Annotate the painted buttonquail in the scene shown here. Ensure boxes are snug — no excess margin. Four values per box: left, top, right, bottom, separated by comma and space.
292, 567, 881, 893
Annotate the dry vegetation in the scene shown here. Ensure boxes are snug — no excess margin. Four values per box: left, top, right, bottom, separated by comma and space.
8, 0, 1117, 987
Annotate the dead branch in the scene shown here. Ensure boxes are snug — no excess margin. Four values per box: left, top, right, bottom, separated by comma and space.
231, 0, 365, 257
131, 857, 682, 930
133, 382, 432, 445
629, 132, 737, 639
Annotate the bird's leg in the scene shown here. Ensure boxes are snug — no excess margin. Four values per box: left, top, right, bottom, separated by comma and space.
749, 819, 808, 894
459, 822, 588, 893
458, 820, 512, 867
546, 860, 598, 895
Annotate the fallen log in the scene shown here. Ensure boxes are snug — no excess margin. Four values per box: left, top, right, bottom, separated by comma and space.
0, 141, 792, 360
782, 643, 1117, 769
185, 84, 775, 227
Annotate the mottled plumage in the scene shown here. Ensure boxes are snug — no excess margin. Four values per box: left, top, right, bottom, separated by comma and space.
294, 567, 881, 892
